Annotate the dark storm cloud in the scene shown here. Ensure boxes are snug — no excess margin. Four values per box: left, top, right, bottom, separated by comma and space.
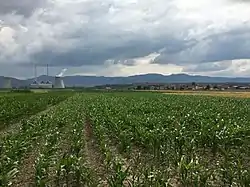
26, 36, 192, 67
200, 28, 250, 63
1, 0, 250, 78
0, 0, 47, 17
0, 62, 63, 78
153, 26, 250, 65
0, 0, 197, 68
22, 25, 250, 68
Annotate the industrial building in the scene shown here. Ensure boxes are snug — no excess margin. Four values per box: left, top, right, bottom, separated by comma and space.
30, 80, 53, 89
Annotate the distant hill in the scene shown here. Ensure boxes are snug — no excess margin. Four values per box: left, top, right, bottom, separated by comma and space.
1, 73, 250, 88
0, 76, 27, 88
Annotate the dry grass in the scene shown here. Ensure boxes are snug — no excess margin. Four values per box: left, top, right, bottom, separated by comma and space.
161, 90, 250, 98
31, 89, 49, 93
138, 89, 250, 98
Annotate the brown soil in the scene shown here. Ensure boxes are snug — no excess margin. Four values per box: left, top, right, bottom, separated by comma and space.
0, 121, 22, 139
84, 118, 108, 186
11, 142, 42, 187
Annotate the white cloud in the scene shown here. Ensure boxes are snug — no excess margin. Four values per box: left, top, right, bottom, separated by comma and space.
67, 52, 183, 77
0, 0, 250, 77
184, 59, 250, 77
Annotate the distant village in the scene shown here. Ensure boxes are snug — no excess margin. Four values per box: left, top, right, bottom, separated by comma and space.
100, 82, 250, 91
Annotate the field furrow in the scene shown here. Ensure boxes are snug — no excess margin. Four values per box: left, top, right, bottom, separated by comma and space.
1, 91, 250, 186
11, 141, 44, 187
84, 119, 109, 186
82, 92, 250, 186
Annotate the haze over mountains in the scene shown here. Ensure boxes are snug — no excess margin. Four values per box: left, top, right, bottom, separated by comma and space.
1, 74, 250, 88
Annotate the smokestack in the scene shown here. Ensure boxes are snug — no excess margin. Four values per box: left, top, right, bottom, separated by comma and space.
57, 68, 67, 77
47, 64, 49, 76
34, 64, 37, 81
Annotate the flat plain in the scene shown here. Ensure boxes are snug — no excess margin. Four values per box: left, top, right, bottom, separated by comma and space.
0, 91, 249, 186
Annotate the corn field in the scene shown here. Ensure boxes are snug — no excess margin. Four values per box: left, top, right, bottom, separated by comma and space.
0, 91, 249, 186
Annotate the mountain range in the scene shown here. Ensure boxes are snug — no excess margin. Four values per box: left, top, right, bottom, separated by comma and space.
1, 73, 250, 88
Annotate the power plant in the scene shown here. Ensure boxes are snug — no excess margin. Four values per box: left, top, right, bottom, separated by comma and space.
0, 64, 67, 89
29, 64, 67, 89
3, 77, 12, 89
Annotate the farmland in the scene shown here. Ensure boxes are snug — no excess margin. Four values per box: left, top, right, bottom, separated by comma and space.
0, 92, 72, 130
0, 91, 250, 186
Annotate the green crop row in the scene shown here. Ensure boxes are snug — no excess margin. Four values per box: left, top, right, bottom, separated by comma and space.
34, 94, 93, 186
82, 92, 250, 186
1, 92, 250, 186
0, 94, 87, 186
0, 92, 73, 130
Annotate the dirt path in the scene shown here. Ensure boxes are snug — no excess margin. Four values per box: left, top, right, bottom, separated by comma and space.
84, 119, 109, 186
11, 141, 43, 187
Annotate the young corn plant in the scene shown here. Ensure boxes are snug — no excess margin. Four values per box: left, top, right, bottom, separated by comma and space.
107, 158, 130, 187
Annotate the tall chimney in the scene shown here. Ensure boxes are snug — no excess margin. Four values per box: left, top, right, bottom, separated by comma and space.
47, 64, 49, 76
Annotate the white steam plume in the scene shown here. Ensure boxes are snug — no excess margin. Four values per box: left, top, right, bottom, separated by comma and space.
56, 68, 67, 77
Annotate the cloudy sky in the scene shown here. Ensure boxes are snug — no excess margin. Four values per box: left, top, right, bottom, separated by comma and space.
0, 0, 250, 78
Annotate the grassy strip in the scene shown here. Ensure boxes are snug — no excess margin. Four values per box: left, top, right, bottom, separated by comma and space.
0, 92, 73, 130
0, 104, 59, 139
